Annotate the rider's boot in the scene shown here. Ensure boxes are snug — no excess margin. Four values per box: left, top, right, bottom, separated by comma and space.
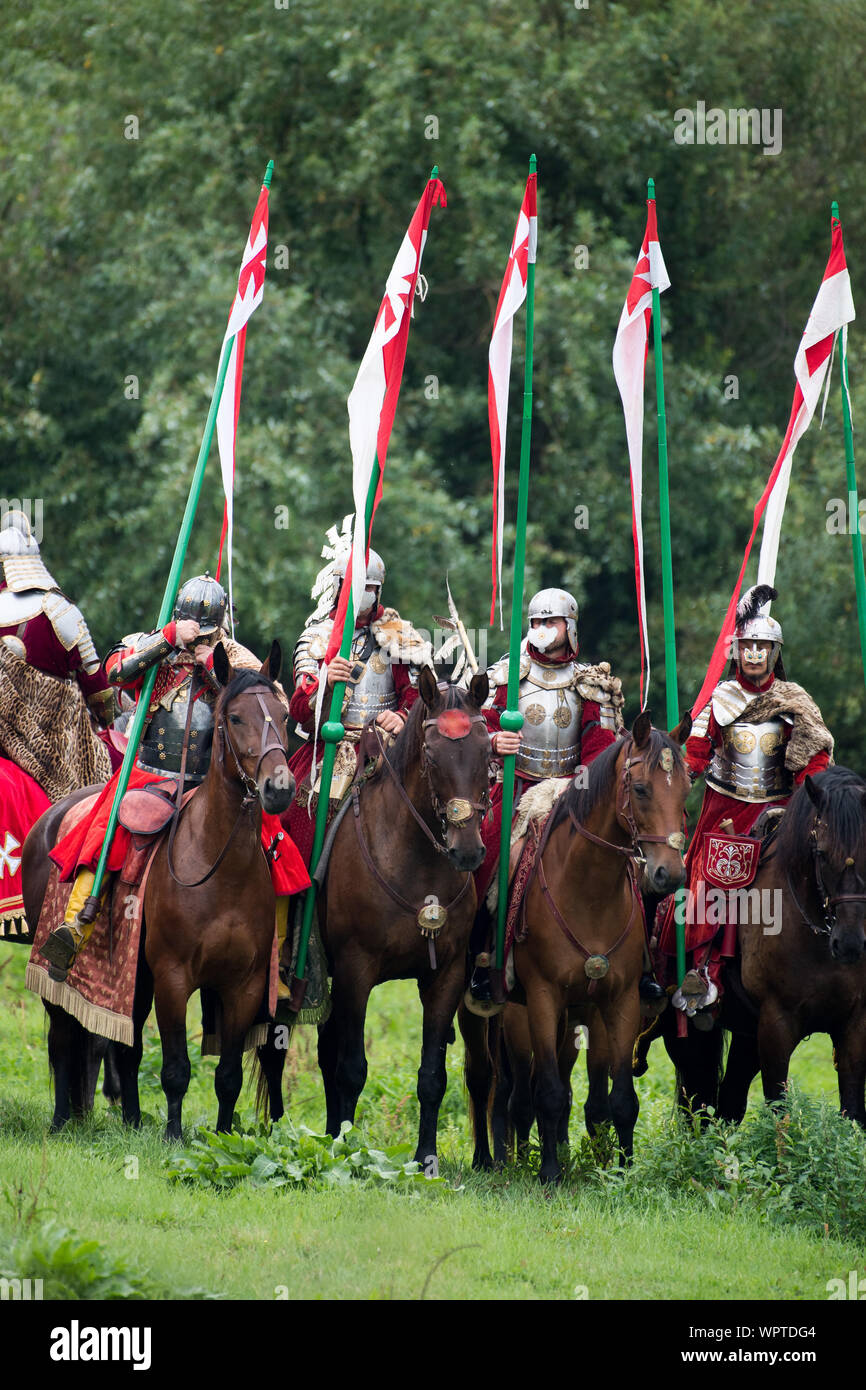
275, 896, 291, 1000
40, 870, 101, 983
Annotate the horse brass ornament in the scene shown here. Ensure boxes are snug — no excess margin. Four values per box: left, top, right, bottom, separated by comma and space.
445, 798, 474, 826
584, 954, 610, 980
418, 898, 447, 937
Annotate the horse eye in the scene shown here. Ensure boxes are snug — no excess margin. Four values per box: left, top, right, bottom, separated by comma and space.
229, 714, 242, 726
633, 783, 650, 798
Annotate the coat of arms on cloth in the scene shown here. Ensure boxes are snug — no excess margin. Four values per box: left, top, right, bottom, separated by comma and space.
700, 833, 761, 890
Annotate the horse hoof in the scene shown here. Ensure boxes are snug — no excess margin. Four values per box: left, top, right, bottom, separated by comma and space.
539, 1168, 562, 1187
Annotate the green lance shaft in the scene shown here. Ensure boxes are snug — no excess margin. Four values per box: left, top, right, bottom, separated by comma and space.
647, 177, 685, 984
832, 201, 866, 697
493, 154, 537, 991
290, 468, 379, 1002
86, 161, 275, 907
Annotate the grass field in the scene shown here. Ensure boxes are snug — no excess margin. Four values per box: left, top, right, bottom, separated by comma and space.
1, 940, 864, 1302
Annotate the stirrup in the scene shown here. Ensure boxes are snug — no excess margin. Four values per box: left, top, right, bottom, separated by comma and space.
40, 924, 81, 980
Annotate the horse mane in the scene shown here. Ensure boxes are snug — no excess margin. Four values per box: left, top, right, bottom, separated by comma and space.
215, 668, 279, 716
775, 766, 866, 875
549, 727, 688, 833
377, 682, 467, 785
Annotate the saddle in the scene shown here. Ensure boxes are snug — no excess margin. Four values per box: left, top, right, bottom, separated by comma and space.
117, 781, 196, 884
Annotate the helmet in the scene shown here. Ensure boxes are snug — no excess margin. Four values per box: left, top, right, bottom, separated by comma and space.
0, 509, 39, 558
335, 547, 385, 588
527, 588, 579, 654
730, 585, 783, 671
174, 573, 228, 636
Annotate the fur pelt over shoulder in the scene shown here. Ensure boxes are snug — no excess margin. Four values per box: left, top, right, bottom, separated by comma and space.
371, 608, 434, 667
739, 680, 834, 774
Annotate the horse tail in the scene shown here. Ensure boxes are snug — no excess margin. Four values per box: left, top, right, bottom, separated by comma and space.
254, 1050, 272, 1125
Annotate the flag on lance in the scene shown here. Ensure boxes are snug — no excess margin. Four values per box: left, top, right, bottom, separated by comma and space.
324, 170, 447, 665
692, 216, 855, 717
214, 172, 270, 631
612, 198, 670, 709
488, 170, 537, 628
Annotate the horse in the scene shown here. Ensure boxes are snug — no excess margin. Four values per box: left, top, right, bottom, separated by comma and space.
257, 665, 491, 1167
461, 712, 691, 1183
22, 643, 295, 1139
645, 766, 866, 1126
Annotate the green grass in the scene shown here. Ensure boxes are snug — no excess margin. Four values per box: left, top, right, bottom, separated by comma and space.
0, 941, 863, 1301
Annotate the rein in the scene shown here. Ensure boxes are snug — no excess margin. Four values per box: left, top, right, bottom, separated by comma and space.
167, 682, 288, 889
524, 735, 684, 989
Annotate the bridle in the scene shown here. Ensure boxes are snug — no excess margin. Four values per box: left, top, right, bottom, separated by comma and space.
167, 682, 289, 889
527, 733, 686, 988
375, 715, 491, 857
568, 734, 687, 869
349, 710, 491, 969
786, 816, 866, 938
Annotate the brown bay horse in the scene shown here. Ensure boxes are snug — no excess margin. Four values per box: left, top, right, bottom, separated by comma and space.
647, 766, 866, 1126
462, 713, 691, 1183
258, 667, 491, 1167
22, 644, 294, 1139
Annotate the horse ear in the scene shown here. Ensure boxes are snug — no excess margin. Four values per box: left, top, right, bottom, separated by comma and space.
468, 670, 489, 709
262, 639, 282, 684
418, 664, 440, 709
804, 774, 824, 810
670, 710, 692, 745
631, 709, 652, 750
212, 641, 232, 688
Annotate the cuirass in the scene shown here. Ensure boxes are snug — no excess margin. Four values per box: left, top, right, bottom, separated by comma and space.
342, 629, 397, 728
137, 682, 215, 782
706, 717, 792, 803
516, 657, 582, 779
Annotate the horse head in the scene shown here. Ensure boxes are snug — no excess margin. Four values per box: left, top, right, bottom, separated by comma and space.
212, 641, 296, 816
413, 665, 492, 873
615, 710, 691, 895
802, 771, 866, 964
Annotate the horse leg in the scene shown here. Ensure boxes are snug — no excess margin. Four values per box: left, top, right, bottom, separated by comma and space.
556, 1012, 579, 1147
503, 1005, 534, 1158
256, 1025, 287, 1123
604, 1000, 641, 1163
322, 960, 373, 1135
526, 983, 568, 1184
833, 1016, 866, 1127
214, 1039, 245, 1134
415, 960, 464, 1170
45, 1004, 75, 1131
457, 1004, 494, 1171
584, 1011, 611, 1138
317, 1014, 341, 1136
490, 1016, 514, 1165
113, 958, 153, 1130
756, 1001, 798, 1108
153, 975, 192, 1142
717, 1032, 760, 1125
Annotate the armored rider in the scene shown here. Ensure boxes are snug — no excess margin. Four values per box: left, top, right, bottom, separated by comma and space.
43, 573, 309, 984
284, 532, 433, 864
659, 585, 834, 1021
0, 509, 114, 800
468, 587, 626, 1002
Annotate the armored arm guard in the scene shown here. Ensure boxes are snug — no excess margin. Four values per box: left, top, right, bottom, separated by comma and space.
108, 629, 174, 686
574, 662, 625, 734
41, 592, 102, 675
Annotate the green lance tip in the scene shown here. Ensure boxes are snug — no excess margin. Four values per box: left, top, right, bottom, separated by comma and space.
430, 165, 439, 180
263, 160, 274, 190
529, 153, 537, 173
647, 177, 656, 201
832, 199, 840, 222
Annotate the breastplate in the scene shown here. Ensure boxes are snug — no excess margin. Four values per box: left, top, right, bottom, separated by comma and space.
136, 681, 215, 782
706, 717, 792, 803
516, 658, 582, 779
342, 630, 397, 728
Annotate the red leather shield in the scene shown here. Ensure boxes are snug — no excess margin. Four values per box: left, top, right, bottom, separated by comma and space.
700, 833, 761, 890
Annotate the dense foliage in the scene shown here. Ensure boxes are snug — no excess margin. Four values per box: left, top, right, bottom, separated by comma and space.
2, 0, 864, 756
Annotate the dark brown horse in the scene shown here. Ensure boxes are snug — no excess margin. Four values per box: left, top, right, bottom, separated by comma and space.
258, 667, 491, 1167
22, 644, 295, 1139
646, 766, 866, 1126
461, 713, 691, 1183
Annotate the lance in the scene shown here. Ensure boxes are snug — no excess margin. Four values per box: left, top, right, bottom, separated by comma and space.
82, 162, 274, 916
647, 177, 685, 987
492, 154, 537, 1003
289, 166, 445, 1010
832, 201, 866, 696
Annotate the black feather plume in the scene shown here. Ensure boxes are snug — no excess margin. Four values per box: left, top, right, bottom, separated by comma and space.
736, 584, 777, 625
